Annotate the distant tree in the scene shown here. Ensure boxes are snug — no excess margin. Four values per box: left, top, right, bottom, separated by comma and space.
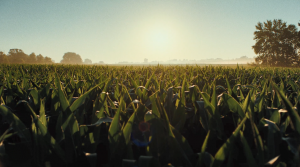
36, 54, 45, 64
61, 52, 82, 64
84, 59, 92, 64
1, 49, 55, 64
144, 58, 148, 63
44, 56, 53, 64
7, 49, 28, 64
0, 51, 9, 64
252, 19, 299, 66
99, 61, 104, 64
28, 53, 37, 64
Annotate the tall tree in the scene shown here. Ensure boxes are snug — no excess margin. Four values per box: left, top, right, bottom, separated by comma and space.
28, 52, 37, 64
252, 19, 299, 66
36, 54, 45, 64
0, 52, 9, 64
60, 52, 83, 64
7, 49, 28, 64
44, 56, 53, 64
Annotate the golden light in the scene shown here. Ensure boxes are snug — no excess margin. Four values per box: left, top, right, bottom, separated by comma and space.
144, 25, 175, 54
136, 15, 184, 58
149, 28, 170, 50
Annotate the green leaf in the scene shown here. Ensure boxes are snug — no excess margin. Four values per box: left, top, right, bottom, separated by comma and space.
270, 109, 280, 125
26, 104, 66, 163
253, 123, 264, 166
164, 87, 174, 119
263, 119, 281, 160
171, 126, 194, 160
70, 81, 105, 112
149, 93, 161, 118
30, 89, 40, 112
0, 86, 3, 103
15, 82, 25, 99
93, 95, 108, 122
55, 74, 70, 112
197, 152, 214, 167
0, 105, 31, 142
211, 83, 217, 109
197, 130, 210, 167
130, 77, 143, 100
30, 79, 40, 89
123, 103, 146, 145
56, 111, 64, 142
199, 92, 214, 116
272, 81, 300, 136
222, 93, 245, 118
211, 116, 247, 167
225, 75, 232, 95
242, 90, 252, 113
195, 101, 210, 132
87, 116, 113, 126
39, 98, 47, 127
171, 95, 186, 131
0, 125, 12, 142
141, 73, 154, 102
108, 99, 123, 154
240, 131, 258, 167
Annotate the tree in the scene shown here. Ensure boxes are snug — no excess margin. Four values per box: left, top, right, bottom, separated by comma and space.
1, 49, 55, 64
84, 59, 92, 64
28, 53, 37, 64
60, 52, 82, 64
252, 19, 300, 66
7, 49, 28, 64
44, 56, 53, 64
36, 54, 45, 64
0, 52, 9, 64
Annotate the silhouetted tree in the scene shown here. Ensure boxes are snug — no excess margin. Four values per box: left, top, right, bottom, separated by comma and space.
61, 52, 83, 64
1, 49, 54, 64
253, 19, 300, 66
36, 54, 45, 64
44, 56, 53, 64
28, 53, 37, 64
0, 52, 9, 64
7, 49, 28, 64
84, 58, 92, 64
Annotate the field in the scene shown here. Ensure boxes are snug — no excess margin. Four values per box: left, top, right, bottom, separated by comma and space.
0, 64, 300, 167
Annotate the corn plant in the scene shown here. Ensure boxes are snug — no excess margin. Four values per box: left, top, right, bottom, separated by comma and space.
0, 64, 300, 166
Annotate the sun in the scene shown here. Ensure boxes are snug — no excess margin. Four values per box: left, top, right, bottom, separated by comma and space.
147, 27, 172, 52
151, 30, 169, 48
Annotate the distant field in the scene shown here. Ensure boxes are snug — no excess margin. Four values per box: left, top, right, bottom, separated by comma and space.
110, 63, 252, 67
0, 64, 299, 166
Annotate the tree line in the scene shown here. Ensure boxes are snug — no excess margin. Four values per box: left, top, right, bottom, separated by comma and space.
253, 19, 300, 67
0, 49, 101, 65
0, 49, 54, 64
59, 52, 104, 64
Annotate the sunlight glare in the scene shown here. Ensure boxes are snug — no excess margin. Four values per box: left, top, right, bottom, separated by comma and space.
148, 27, 172, 52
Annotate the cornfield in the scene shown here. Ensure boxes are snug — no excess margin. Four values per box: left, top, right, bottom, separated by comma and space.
0, 64, 300, 167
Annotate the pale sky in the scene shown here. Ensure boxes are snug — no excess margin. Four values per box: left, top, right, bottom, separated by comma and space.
0, 0, 299, 64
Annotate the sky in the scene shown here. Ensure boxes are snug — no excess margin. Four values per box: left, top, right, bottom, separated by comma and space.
0, 0, 300, 64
